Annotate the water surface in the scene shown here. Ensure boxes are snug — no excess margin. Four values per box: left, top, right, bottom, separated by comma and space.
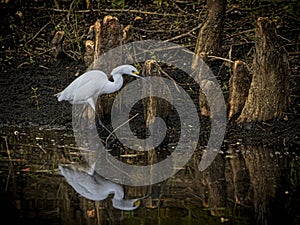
0, 125, 299, 225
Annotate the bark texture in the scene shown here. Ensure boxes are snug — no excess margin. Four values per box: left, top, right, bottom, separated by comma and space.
237, 17, 290, 122
82, 16, 134, 118
194, 0, 226, 60
228, 60, 251, 120
194, 0, 226, 117
142, 60, 172, 127
51, 31, 65, 59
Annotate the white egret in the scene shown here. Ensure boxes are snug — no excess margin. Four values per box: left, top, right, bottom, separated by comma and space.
59, 165, 141, 210
55, 65, 144, 111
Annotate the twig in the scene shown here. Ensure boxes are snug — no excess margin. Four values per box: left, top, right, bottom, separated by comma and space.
159, 67, 181, 93
256, 124, 266, 132
163, 23, 202, 42
3, 136, 12, 164
95, 201, 101, 225
262, 121, 272, 127
170, 0, 198, 19
287, 51, 300, 56
207, 55, 234, 63
104, 8, 183, 17
224, 29, 255, 40
17, 62, 30, 69
279, 14, 300, 22
31, 87, 40, 110
66, 0, 75, 23
277, 34, 292, 43
105, 113, 139, 146
3, 136, 12, 192
36, 143, 47, 154
134, 27, 166, 33
49, 7, 188, 17
27, 20, 52, 44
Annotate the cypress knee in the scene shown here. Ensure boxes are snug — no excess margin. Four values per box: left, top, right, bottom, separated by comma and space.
238, 17, 290, 122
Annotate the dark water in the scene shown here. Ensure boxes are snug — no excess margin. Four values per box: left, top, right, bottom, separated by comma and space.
0, 125, 299, 225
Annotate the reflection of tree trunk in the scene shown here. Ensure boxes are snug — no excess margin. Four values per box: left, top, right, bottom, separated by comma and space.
197, 155, 226, 216
142, 60, 171, 197
194, 0, 226, 60
226, 145, 250, 204
237, 17, 290, 122
241, 145, 280, 225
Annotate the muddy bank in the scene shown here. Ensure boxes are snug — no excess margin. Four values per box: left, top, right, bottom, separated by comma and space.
0, 1, 299, 139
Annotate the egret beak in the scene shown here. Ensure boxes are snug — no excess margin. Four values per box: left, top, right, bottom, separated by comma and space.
132, 71, 140, 75
134, 199, 141, 207
112, 198, 140, 211
132, 194, 150, 207
130, 71, 150, 83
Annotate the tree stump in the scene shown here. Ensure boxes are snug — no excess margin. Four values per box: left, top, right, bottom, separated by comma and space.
194, 0, 226, 61
85, 16, 127, 71
199, 80, 212, 117
83, 40, 94, 67
141, 61, 172, 186
228, 60, 251, 120
193, 0, 226, 117
51, 31, 65, 59
83, 16, 134, 119
199, 79, 224, 118
237, 17, 290, 122
142, 60, 172, 127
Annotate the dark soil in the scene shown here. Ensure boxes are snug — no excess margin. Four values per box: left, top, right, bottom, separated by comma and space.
0, 0, 300, 142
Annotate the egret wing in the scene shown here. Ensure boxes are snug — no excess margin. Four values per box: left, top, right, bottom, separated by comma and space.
58, 70, 108, 104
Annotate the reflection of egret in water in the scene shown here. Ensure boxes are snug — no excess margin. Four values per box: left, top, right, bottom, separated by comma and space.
58, 165, 142, 210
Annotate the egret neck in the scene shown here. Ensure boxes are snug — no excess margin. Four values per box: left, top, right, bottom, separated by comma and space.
102, 73, 124, 94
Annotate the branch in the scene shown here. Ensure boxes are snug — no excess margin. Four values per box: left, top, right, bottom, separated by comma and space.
163, 23, 202, 42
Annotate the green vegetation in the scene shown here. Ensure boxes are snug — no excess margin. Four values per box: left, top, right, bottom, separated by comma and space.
31, 87, 40, 110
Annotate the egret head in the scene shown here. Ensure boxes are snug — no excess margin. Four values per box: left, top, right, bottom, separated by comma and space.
111, 65, 141, 78
112, 198, 141, 210
59, 164, 144, 210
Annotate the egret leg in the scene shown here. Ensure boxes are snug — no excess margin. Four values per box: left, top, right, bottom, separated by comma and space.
86, 98, 114, 136
87, 98, 96, 112
95, 113, 115, 136
86, 161, 96, 175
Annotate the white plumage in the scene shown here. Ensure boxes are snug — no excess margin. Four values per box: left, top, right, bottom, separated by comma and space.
56, 65, 142, 111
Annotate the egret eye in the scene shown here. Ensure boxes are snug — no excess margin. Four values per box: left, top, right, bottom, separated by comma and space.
132, 70, 139, 75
